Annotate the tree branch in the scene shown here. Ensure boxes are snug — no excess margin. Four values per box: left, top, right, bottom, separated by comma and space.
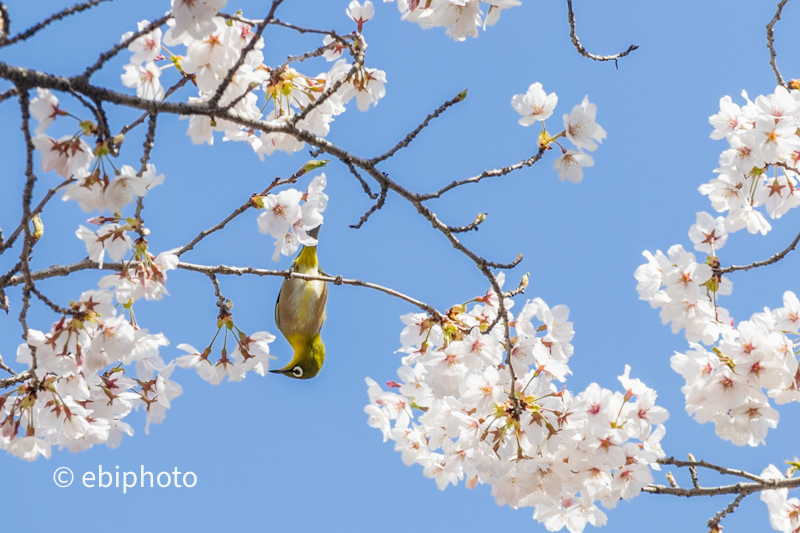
0, 0, 114, 48
658, 457, 763, 483
2, 259, 446, 321
419, 147, 548, 201
80, 15, 170, 80
0, 370, 32, 389
350, 185, 387, 229
371, 90, 467, 164
720, 224, 800, 273
566, 0, 638, 66
766, 0, 791, 89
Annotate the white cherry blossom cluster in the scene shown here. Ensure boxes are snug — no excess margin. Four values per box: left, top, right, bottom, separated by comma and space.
255, 174, 329, 261
175, 330, 276, 386
365, 279, 668, 532
118, 3, 387, 158
511, 83, 606, 183
0, 289, 181, 461
638, 244, 800, 439
381, 0, 521, 41
636, 86, 800, 451
635, 244, 800, 448
29, 87, 165, 272
704, 85, 800, 235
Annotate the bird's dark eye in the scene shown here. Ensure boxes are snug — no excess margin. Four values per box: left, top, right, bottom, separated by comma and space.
292, 366, 303, 377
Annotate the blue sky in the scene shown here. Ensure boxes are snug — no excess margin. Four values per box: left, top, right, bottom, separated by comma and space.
1, 0, 799, 531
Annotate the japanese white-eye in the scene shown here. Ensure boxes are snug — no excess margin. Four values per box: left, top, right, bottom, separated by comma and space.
270, 226, 327, 379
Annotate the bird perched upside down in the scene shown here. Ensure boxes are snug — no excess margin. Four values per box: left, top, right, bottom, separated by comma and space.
270, 226, 327, 379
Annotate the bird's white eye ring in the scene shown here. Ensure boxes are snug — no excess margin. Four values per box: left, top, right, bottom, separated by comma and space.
292, 366, 303, 377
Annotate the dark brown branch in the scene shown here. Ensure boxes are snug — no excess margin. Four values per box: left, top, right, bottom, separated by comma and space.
342, 157, 376, 199
118, 75, 193, 137
485, 254, 524, 270
0, 370, 32, 389
16, 87, 38, 383
3, 259, 445, 321
209, 0, 284, 108
707, 493, 746, 531
205, 272, 227, 311
658, 457, 763, 483
566, 0, 638, 65
503, 273, 529, 298
372, 90, 468, 164
0, 354, 16, 376
419, 147, 548, 200
134, 113, 158, 239
0, 0, 114, 47
766, 0, 791, 89
450, 213, 486, 234
80, 15, 170, 80
690, 464, 700, 489
350, 185, 387, 229
720, 225, 800, 273
0, 178, 74, 254
31, 286, 70, 315
0, 2, 8, 44
0, 86, 16, 103
283, 36, 352, 68
291, 32, 364, 126
644, 456, 800, 501
269, 18, 339, 36
175, 169, 307, 258
644, 478, 799, 497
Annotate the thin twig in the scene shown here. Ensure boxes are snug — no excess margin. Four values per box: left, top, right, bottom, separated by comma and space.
118, 75, 192, 137
209, 0, 284, 108
30, 287, 70, 315
291, 32, 364, 126
720, 225, 800, 273
0, 86, 17, 103
175, 170, 307, 258
16, 87, 38, 381
372, 90, 467, 164
690, 465, 700, 489
0, 0, 114, 47
343, 157, 376, 199
269, 19, 338, 36
419, 147, 548, 200
450, 213, 487, 234
707, 493, 746, 531
0, 370, 32, 389
0, 355, 16, 376
0, 178, 74, 254
134, 113, 158, 239
205, 272, 226, 311
80, 15, 170, 80
658, 457, 763, 483
350, 185, 387, 229
566, 0, 638, 66
503, 274, 528, 298
766, 0, 791, 89
3, 259, 446, 321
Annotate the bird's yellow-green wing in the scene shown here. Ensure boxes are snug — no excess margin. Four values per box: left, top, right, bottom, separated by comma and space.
274, 284, 282, 332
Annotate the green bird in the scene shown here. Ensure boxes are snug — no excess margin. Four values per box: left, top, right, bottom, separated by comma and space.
270, 226, 328, 379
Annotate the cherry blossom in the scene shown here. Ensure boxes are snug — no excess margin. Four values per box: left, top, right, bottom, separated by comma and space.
554, 150, 593, 183
121, 20, 163, 64
563, 96, 606, 152
511, 82, 558, 125
29, 88, 62, 134
347, 0, 375, 32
